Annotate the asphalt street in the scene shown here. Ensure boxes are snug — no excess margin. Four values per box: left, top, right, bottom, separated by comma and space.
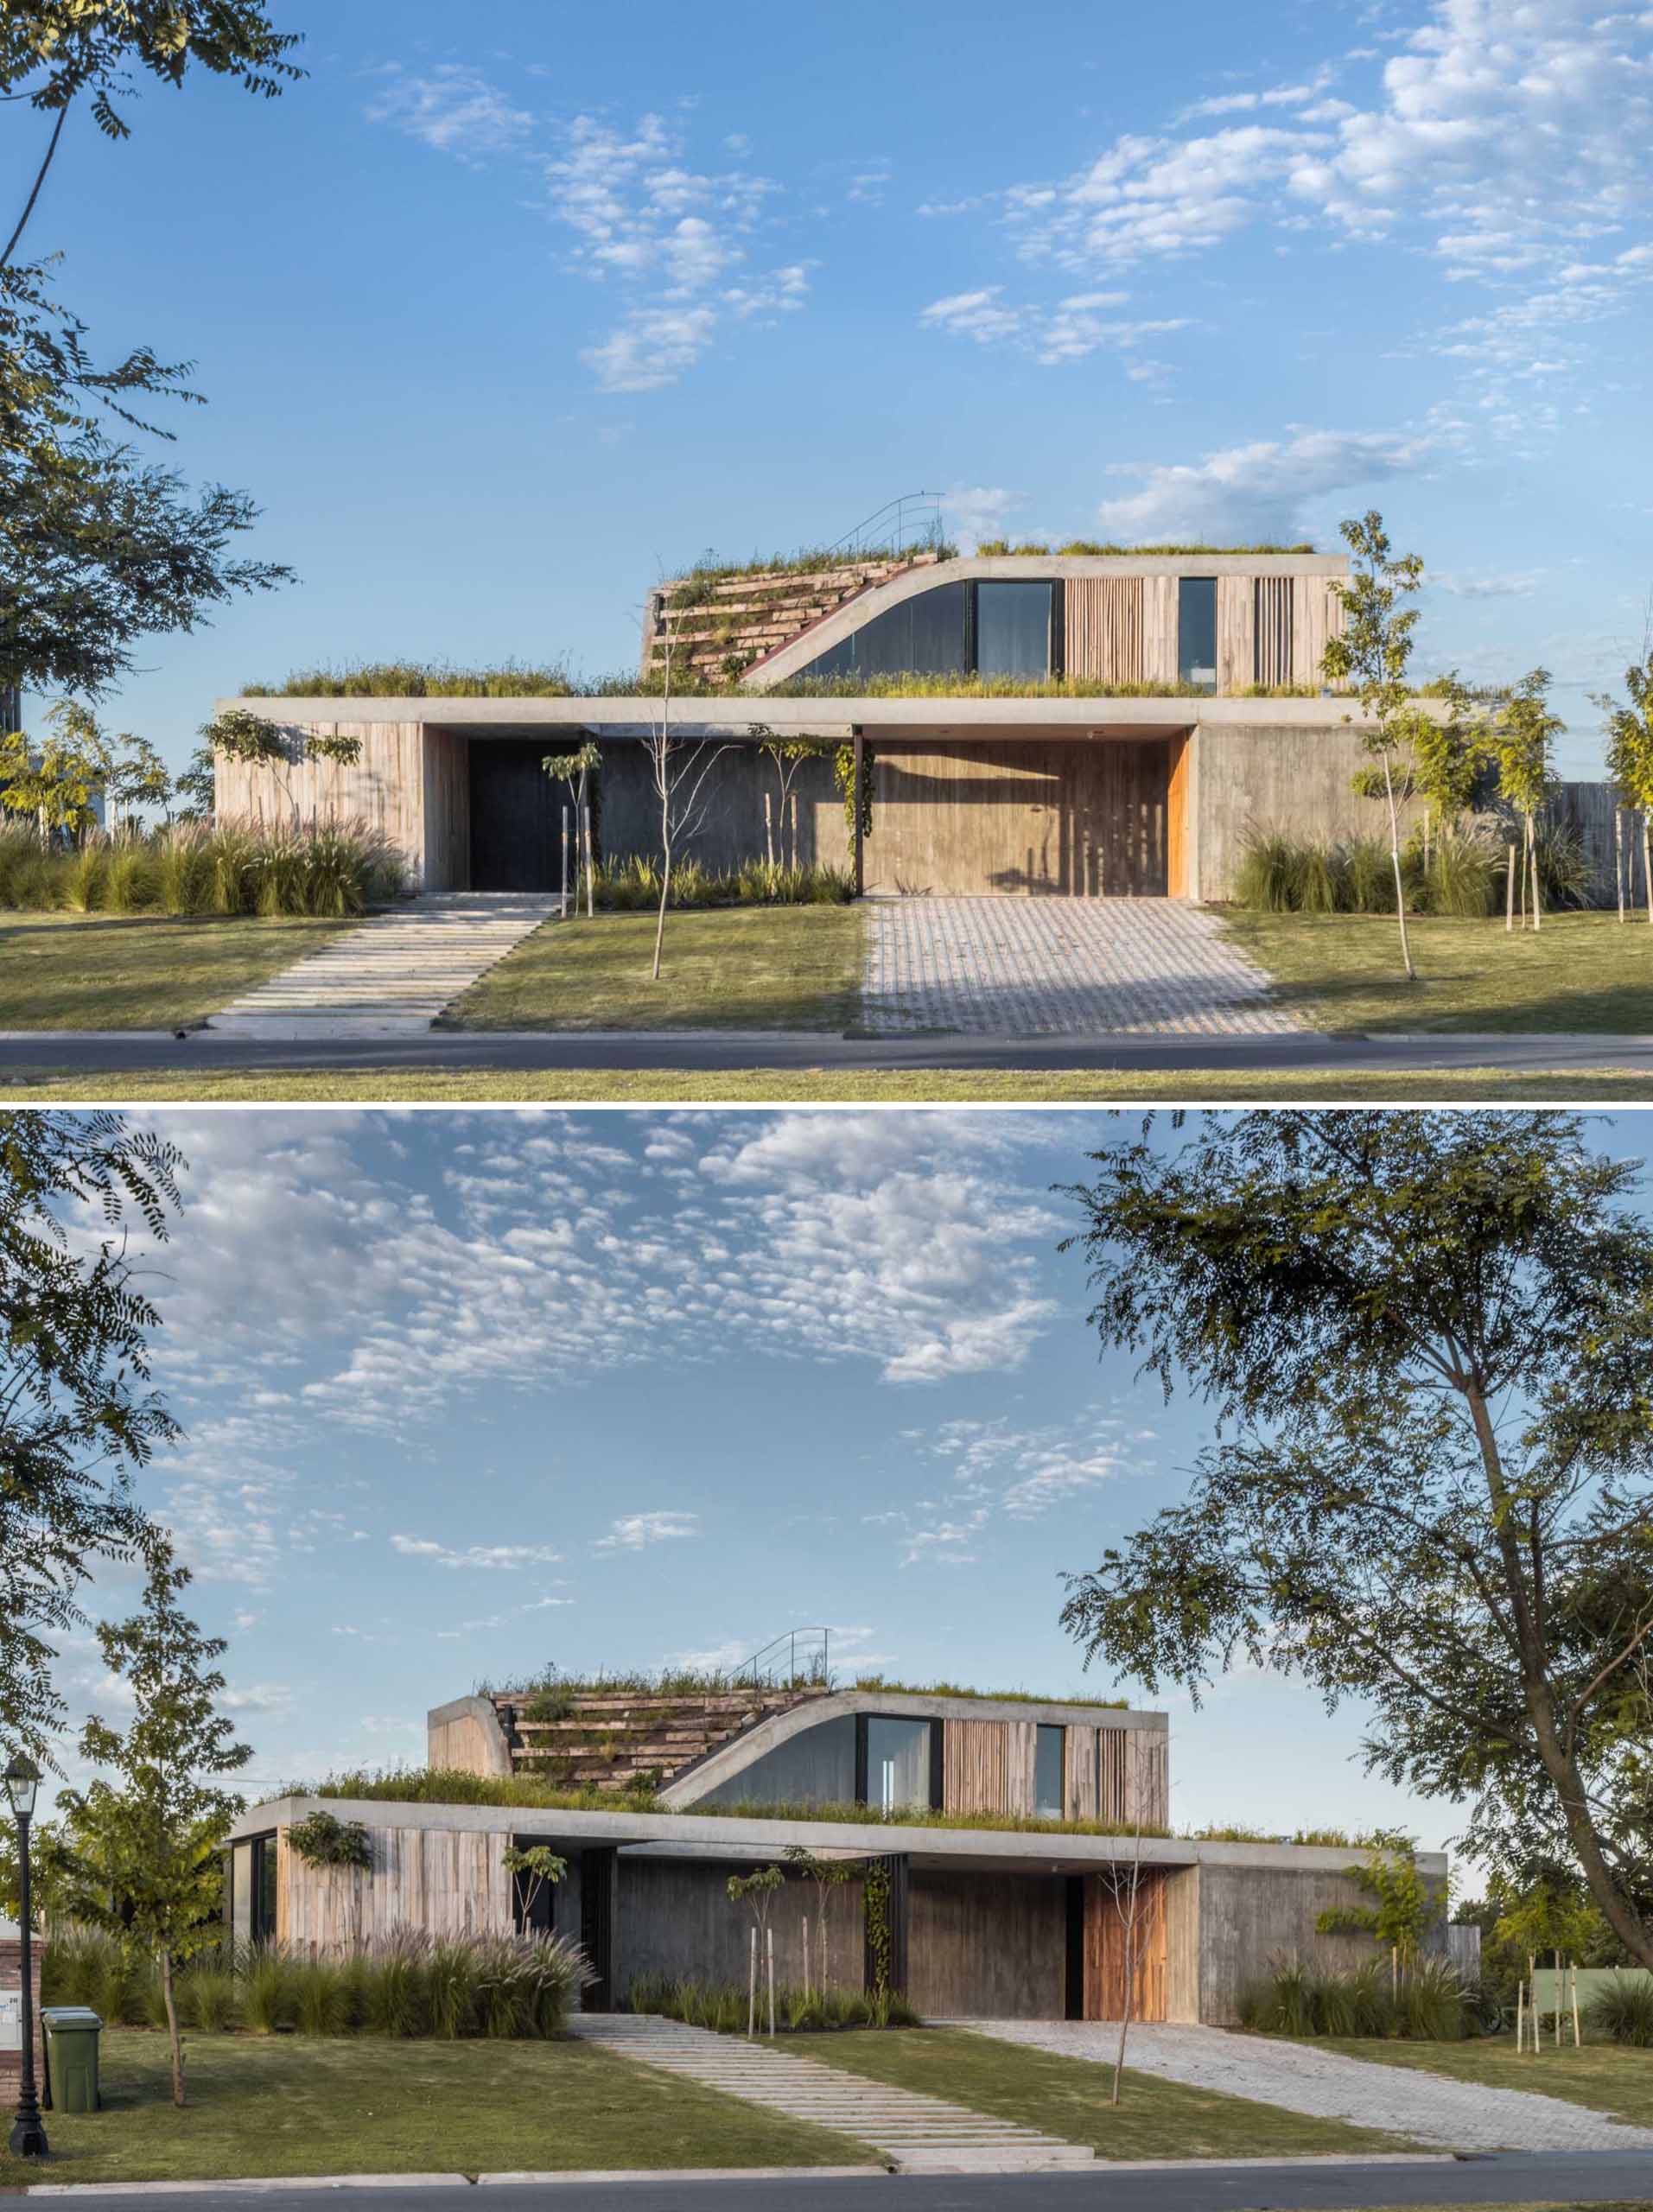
22, 2148, 1653, 2212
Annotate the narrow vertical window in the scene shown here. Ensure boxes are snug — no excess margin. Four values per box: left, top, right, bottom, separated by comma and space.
1178, 576, 1217, 693
1035, 1726, 1065, 1820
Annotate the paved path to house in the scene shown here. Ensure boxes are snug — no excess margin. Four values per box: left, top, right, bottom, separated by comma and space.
861, 898, 1300, 1036
207, 894, 560, 1038
569, 2013, 1096, 2172
950, 2019, 1653, 2154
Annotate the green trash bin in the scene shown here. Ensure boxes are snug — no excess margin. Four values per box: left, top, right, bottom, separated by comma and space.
42, 2006, 102, 2113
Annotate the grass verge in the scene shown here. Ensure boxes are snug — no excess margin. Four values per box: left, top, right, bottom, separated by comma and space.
440, 907, 864, 1031
0, 2028, 874, 2187
1224, 910, 1653, 1034
6, 1067, 1653, 1103
797, 2026, 1417, 2160
0, 913, 356, 1030
1313, 2035, 1653, 2127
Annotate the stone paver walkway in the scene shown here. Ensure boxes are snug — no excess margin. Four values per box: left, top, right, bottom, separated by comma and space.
569, 2013, 1096, 2173
208, 893, 559, 1038
861, 897, 1299, 1036
950, 2019, 1653, 2154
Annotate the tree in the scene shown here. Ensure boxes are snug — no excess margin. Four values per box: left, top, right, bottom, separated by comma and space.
727, 1864, 785, 2035
757, 731, 828, 870
0, 699, 110, 842
106, 730, 174, 827
173, 743, 218, 822
781, 1844, 855, 1994
1491, 670, 1562, 933
57, 1545, 251, 2107
199, 707, 361, 823
1, 1110, 183, 1767
503, 1842, 568, 1930
1315, 1835, 1442, 1982
1058, 1112, 1653, 1971
541, 741, 601, 917
1595, 651, 1653, 925
1323, 511, 1424, 980
3, 3, 302, 270
643, 601, 728, 980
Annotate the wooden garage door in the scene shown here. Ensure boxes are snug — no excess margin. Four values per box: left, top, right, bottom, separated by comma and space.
868, 740, 1169, 896
1083, 1869, 1167, 2022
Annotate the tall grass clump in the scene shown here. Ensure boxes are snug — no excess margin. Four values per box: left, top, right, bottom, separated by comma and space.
1588, 1974, 1653, 2047
1238, 1955, 1471, 2040
628, 1973, 917, 2034
0, 818, 407, 917
241, 1944, 300, 2034
588, 854, 854, 911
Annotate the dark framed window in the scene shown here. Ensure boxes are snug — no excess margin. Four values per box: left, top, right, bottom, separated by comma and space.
855, 1715, 938, 1813
976, 582, 1052, 677
249, 1834, 277, 1945
1178, 576, 1217, 692
1035, 1726, 1065, 1820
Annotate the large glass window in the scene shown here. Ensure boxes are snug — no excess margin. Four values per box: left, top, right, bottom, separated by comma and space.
1035, 1726, 1065, 1820
864, 1718, 933, 1814
977, 582, 1052, 677
1178, 576, 1217, 692
695, 1714, 857, 1808
799, 583, 970, 680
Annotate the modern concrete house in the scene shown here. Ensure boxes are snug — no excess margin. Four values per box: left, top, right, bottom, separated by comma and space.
228, 1674, 1449, 2024
215, 546, 1467, 903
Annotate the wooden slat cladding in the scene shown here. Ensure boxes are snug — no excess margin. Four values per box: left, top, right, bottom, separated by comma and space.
1125, 1732, 1169, 1828
943, 1719, 1010, 1814
1064, 1726, 1099, 1821
1083, 1870, 1168, 2021
1166, 733, 1192, 898
1253, 577, 1294, 688
1292, 578, 1345, 688
1142, 575, 1179, 684
277, 1824, 513, 1954
1099, 1729, 1128, 1824
1006, 1721, 1037, 1817
1065, 577, 1144, 684
1216, 576, 1255, 694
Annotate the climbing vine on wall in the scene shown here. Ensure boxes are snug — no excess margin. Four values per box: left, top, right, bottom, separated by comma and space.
288, 1811, 372, 1871
832, 743, 874, 840
863, 1863, 892, 1997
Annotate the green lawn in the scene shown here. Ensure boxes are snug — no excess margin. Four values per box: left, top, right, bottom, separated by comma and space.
1314, 2035, 1653, 2128
441, 906, 864, 1031
0, 912, 355, 1030
794, 2026, 1417, 2161
1224, 910, 1653, 1033
8, 1065, 1653, 1103
0, 2029, 876, 2188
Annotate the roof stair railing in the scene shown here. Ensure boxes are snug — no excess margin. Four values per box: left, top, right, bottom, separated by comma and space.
734, 1626, 832, 1691
824, 493, 946, 563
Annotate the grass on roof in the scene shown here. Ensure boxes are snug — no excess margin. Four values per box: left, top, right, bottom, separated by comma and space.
243, 661, 577, 698
661, 543, 954, 585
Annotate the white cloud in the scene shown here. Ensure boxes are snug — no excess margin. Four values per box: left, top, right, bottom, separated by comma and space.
940, 485, 1022, 551
1094, 426, 1434, 544
595, 1511, 700, 1551
390, 1535, 563, 1571
366, 64, 533, 162
922, 284, 1189, 372
1433, 569, 1541, 598
889, 1411, 1156, 1567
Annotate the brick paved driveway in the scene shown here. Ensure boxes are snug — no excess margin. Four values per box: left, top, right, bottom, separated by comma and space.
861, 898, 1300, 1037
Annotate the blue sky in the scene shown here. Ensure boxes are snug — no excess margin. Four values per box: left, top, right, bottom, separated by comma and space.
48, 1103, 1651, 1875
9, 0, 1652, 779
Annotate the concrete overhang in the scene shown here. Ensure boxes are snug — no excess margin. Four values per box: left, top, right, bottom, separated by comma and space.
232, 1795, 1445, 1884
223, 695, 1377, 737
734, 552, 1351, 690
659, 1688, 1166, 1809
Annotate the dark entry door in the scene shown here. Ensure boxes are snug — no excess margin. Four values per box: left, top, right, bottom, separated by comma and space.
469, 740, 563, 892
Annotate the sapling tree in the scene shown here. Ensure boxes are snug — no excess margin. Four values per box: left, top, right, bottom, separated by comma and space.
1058, 1112, 1653, 1971
1316, 1834, 1441, 1987
643, 600, 728, 980
199, 708, 361, 823
173, 744, 218, 822
541, 741, 601, 916
728, 1864, 785, 2034
0, 700, 110, 842
1491, 670, 1562, 932
106, 732, 175, 829
503, 1842, 569, 1930
0, 1110, 183, 1768
1595, 651, 1653, 924
57, 1543, 251, 2107
1322, 512, 1424, 979
758, 731, 828, 870
782, 1844, 855, 1994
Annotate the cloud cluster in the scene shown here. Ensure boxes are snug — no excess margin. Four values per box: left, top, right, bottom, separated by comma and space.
1094, 426, 1435, 546
921, 285, 1188, 372
884, 1411, 1158, 1567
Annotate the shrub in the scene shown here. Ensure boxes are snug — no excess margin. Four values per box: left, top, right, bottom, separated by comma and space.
0, 818, 406, 917
1420, 829, 1499, 918
179, 1956, 240, 2033
291, 1956, 352, 2037
626, 1973, 918, 2034
361, 1929, 429, 2037
1239, 1955, 1469, 2040
1588, 1974, 1653, 2047
586, 855, 854, 911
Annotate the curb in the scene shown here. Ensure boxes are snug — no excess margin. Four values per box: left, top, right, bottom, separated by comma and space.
20, 2169, 891, 2196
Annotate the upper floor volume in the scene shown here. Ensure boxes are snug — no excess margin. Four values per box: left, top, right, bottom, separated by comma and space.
642, 549, 1350, 696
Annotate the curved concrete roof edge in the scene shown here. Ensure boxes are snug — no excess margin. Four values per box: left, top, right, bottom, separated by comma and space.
427, 1694, 512, 1777
659, 1688, 1166, 1810
741, 552, 1351, 690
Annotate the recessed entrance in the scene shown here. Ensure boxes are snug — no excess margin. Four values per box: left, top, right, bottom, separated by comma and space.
867, 737, 1178, 897
468, 739, 563, 893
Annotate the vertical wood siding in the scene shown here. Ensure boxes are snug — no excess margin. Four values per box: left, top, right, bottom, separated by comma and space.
213, 722, 431, 887
1084, 1869, 1168, 2021
1166, 732, 1192, 897
1125, 1732, 1169, 1828
1099, 1729, 1128, 1823
1005, 1721, 1037, 1818
277, 1825, 512, 1954
1291, 580, 1345, 688
943, 1720, 1009, 1814
1142, 576, 1179, 684
1216, 576, 1255, 695
1164, 1866, 1201, 2022
1253, 578, 1294, 688
1064, 1726, 1099, 1821
1065, 578, 1145, 684
422, 728, 472, 892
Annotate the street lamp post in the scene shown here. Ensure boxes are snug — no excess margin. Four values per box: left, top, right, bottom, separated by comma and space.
4, 1756, 48, 2159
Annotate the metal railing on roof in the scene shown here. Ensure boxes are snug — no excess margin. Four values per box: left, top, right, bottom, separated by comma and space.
734, 1626, 831, 1690
824, 493, 946, 562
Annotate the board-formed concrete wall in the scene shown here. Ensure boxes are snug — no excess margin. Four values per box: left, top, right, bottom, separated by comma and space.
618, 1855, 865, 1999
1192, 1860, 1447, 2025
906, 1869, 1067, 2018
